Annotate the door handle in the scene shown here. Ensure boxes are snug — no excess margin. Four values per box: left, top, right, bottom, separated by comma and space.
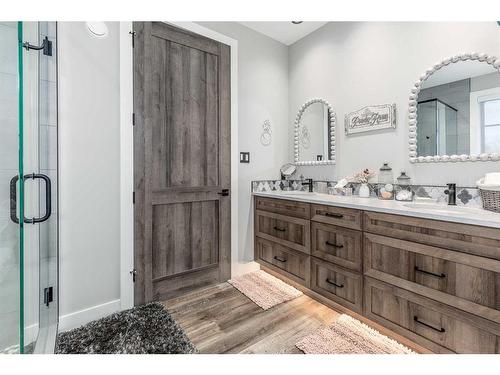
24, 173, 52, 224
217, 189, 230, 196
10, 174, 52, 225
10, 175, 19, 224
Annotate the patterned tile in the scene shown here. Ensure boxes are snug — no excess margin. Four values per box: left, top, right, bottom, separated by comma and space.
251, 179, 481, 207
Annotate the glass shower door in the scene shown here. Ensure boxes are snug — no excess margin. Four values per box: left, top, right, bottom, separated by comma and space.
0, 21, 58, 354
0, 21, 22, 354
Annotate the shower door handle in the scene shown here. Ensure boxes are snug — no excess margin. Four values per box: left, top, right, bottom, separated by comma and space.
10, 175, 19, 224
24, 173, 52, 224
9, 174, 52, 225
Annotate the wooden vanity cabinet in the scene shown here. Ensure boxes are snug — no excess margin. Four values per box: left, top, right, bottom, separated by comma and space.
254, 195, 500, 353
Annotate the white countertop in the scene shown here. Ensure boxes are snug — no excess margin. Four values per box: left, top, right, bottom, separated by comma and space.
253, 191, 500, 229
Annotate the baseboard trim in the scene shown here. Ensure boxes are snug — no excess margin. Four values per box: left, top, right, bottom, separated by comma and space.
59, 299, 121, 332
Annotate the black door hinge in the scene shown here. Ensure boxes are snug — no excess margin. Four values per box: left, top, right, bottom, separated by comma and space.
133, 191, 135, 204
132, 113, 136, 126
129, 31, 136, 48
44, 287, 53, 307
130, 269, 137, 283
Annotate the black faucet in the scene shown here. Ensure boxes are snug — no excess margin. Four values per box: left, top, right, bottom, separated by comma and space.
444, 183, 457, 206
301, 178, 313, 193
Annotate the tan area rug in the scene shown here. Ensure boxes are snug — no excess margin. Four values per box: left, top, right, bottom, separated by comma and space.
228, 270, 302, 310
296, 314, 416, 354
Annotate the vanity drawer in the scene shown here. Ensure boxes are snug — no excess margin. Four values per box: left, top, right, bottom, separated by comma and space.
311, 204, 362, 230
255, 196, 310, 219
364, 277, 500, 353
311, 222, 362, 271
363, 233, 500, 323
255, 209, 310, 253
311, 257, 362, 313
363, 211, 500, 261
255, 237, 309, 286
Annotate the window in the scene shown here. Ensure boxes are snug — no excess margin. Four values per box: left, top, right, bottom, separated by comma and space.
481, 98, 500, 153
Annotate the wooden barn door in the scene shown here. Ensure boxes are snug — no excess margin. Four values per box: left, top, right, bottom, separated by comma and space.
133, 22, 231, 304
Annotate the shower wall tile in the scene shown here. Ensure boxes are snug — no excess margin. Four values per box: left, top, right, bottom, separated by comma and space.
0, 22, 17, 29
0, 72, 18, 120
39, 80, 57, 126
0, 264, 19, 314
0, 170, 16, 215
39, 22, 57, 39
0, 218, 19, 268
0, 24, 18, 76
39, 125, 57, 170
0, 120, 18, 170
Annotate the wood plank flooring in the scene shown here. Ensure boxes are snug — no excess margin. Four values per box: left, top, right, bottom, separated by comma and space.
163, 282, 340, 354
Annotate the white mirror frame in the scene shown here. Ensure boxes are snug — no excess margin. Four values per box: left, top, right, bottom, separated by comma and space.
409, 52, 500, 163
294, 98, 336, 166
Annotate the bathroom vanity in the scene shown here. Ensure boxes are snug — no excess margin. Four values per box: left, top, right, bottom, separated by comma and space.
253, 192, 500, 353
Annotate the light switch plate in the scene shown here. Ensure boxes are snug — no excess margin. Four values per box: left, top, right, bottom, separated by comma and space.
240, 152, 250, 163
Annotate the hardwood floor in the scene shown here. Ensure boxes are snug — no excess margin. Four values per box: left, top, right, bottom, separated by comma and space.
163, 282, 340, 354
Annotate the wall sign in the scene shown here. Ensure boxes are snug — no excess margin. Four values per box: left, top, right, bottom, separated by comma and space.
345, 103, 397, 135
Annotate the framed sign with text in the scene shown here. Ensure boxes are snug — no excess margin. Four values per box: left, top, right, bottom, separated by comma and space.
345, 103, 396, 135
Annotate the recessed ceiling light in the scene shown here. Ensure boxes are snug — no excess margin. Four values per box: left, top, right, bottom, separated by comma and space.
291, 21, 303, 25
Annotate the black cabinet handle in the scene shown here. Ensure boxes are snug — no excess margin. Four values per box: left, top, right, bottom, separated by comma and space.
325, 241, 344, 249
414, 266, 446, 279
325, 278, 344, 288
273, 226, 286, 232
325, 212, 343, 218
414, 316, 445, 333
273, 256, 287, 263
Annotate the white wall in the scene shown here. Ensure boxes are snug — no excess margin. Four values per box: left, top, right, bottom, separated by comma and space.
197, 22, 289, 271
289, 22, 500, 186
58, 22, 121, 329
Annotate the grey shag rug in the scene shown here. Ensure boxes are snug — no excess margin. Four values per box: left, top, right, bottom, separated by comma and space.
56, 302, 197, 354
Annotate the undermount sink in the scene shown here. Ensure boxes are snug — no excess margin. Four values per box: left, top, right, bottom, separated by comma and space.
403, 202, 482, 214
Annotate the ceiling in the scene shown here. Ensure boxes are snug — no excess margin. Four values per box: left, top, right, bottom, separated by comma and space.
238, 22, 328, 46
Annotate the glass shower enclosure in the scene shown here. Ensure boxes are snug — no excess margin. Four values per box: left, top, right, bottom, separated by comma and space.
0, 21, 58, 354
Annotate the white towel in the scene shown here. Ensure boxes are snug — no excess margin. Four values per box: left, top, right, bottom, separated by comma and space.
484, 173, 500, 186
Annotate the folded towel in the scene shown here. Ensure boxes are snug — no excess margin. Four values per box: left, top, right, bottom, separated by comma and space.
477, 176, 500, 191
484, 173, 500, 186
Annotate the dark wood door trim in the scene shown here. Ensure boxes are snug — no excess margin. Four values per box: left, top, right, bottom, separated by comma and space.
133, 22, 231, 304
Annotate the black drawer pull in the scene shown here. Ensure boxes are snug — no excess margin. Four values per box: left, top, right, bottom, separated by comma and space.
273, 256, 287, 263
414, 266, 446, 279
414, 316, 445, 333
325, 241, 344, 249
324, 212, 344, 218
273, 226, 286, 232
325, 278, 344, 288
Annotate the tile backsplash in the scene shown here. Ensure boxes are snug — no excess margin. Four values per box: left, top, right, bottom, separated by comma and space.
251, 179, 482, 207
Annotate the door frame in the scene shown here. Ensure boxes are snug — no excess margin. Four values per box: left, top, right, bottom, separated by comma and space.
119, 22, 239, 310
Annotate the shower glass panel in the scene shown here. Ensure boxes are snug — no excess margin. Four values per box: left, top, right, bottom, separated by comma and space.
417, 99, 458, 156
0, 21, 58, 354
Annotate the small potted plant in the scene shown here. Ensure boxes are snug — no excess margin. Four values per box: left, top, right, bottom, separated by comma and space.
349, 168, 376, 198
